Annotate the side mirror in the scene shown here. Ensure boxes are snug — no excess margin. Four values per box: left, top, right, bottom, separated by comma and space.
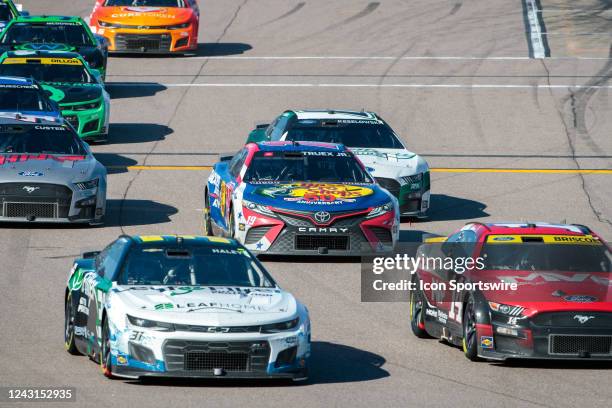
82, 251, 100, 259
246, 127, 267, 144
219, 153, 234, 162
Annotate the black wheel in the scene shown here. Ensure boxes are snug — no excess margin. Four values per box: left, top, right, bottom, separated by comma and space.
100, 317, 114, 378
462, 296, 481, 361
409, 285, 431, 338
202, 190, 213, 236
227, 207, 236, 239
64, 293, 80, 355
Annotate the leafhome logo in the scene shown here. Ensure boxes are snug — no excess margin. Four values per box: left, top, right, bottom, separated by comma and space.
314, 211, 331, 223
573, 315, 595, 324
22, 186, 40, 194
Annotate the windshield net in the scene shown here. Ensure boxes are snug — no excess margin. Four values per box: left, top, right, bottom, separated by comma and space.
1, 22, 91, 45
0, 62, 94, 83
480, 243, 611, 272
118, 246, 274, 287
0, 125, 85, 155
245, 151, 373, 183
285, 120, 404, 149
0, 88, 48, 111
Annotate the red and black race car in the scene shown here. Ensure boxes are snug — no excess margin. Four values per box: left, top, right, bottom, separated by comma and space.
409, 222, 612, 361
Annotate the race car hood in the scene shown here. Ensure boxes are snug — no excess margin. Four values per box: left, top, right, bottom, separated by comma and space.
40, 83, 102, 104
476, 270, 612, 313
112, 285, 297, 326
0, 153, 97, 184
95, 6, 193, 26
242, 182, 393, 212
349, 147, 429, 178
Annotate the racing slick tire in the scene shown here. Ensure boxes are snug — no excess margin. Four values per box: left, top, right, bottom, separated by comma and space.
409, 285, 431, 338
203, 190, 213, 236
462, 295, 482, 361
100, 317, 115, 378
64, 293, 81, 355
227, 206, 236, 239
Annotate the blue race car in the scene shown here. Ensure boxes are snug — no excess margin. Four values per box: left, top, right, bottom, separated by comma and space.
0, 76, 61, 119
203, 141, 400, 256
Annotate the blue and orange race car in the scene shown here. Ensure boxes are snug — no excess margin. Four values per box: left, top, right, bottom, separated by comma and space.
203, 141, 400, 256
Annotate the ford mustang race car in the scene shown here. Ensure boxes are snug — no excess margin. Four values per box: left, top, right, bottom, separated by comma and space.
0, 115, 107, 224
247, 110, 430, 217
64, 235, 311, 380
0, 76, 60, 118
0, 16, 109, 79
203, 141, 400, 255
0, 50, 110, 142
409, 222, 612, 361
89, 0, 200, 54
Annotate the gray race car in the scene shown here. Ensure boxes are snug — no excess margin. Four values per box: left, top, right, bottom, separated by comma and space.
0, 114, 106, 224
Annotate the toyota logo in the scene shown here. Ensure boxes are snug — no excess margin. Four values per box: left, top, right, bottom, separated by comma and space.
314, 211, 331, 223
22, 186, 40, 194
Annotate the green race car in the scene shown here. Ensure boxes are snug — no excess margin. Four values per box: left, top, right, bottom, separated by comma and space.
0, 50, 110, 142
0, 15, 108, 80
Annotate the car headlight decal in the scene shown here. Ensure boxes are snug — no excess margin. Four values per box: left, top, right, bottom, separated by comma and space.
75, 178, 99, 191
127, 315, 175, 332
260, 317, 299, 333
243, 200, 277, 218
366, 202, 393, 219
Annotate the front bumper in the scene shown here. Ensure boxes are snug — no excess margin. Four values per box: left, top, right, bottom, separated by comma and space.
60, 101, 109, 142
375, 174, 430, 217
477, 313, 612, 361
238, 207, 398, 256
93, 26, 197, 53
0, 182, 105, 224
108, 325, 310, 380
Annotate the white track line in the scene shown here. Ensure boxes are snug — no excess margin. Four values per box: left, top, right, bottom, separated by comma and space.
184, 55, 612, 61
524, 0, 549, 58
107, 83, 612, 89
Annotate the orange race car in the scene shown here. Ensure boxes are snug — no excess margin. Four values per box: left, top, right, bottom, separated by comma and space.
89, 0, 199, 54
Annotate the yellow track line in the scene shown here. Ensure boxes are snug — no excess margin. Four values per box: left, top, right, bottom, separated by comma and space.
111, 165, 612, 174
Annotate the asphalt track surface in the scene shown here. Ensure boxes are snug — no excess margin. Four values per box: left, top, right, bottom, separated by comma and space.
1, 1, 612, 407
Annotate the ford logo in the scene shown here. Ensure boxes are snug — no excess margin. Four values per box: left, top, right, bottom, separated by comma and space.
314, 211, 331, 223
22, 186, 40, 194
18, 171, 43, 177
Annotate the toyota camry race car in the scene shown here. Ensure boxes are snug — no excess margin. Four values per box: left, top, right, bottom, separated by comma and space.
203, 141, 400, 256
89, 0, 200, 54
0, 50, 110, 142
0, 76, 61, 118
247, 110, 431, 217
0, 115, 107, 224
409, 222, 612, 361
0, 16, 109, 79
64, 235, 311, 380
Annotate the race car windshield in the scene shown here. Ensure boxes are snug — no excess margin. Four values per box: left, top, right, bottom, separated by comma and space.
0, 88, 49, 111
0, 125, 86, 155
245, 151, 373, 183
1, 23, 92, 46
480, 243, 612, 273
117, 246, 275, 287
285, 121, 404, 149
104, 0, 185, 6
0, 62, 94, 84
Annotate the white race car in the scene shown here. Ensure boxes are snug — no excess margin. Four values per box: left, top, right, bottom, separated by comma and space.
64, 235, 311, 381
247, 110, 431, 217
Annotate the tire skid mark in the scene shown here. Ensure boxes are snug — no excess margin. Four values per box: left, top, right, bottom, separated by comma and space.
262, 2, 305, 25
341, 2, 380, 25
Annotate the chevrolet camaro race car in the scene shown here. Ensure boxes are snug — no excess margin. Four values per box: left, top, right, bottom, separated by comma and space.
89, 0, 200, 54
247, 110, 431, 217
0, 50, 110, 142
0, 15, 109, 79
0, 75, 61, 118
64, 235, 311, 380
0, 115, 107, 224
409, 222, 612, 361
203, 141, 400, 255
